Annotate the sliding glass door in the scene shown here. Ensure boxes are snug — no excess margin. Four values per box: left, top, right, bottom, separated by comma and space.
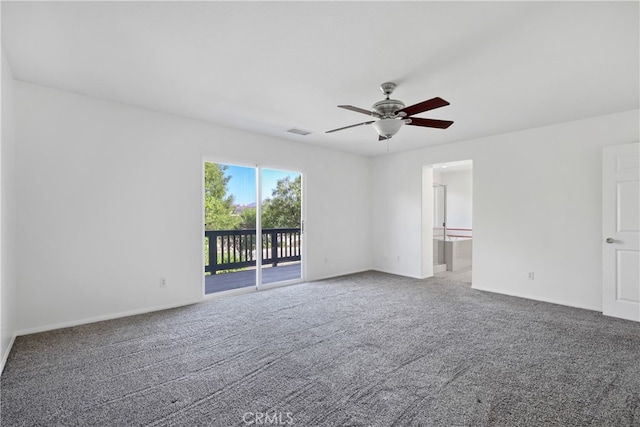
204, 163, 257, 294
204, 162, 302, 295
260, 168, 302, 286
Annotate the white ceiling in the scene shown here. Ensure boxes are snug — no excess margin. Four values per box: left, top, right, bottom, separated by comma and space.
433, 159, 472, 172
2, 1, 638, 157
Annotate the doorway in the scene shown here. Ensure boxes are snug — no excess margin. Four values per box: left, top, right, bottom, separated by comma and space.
203, 162, 303, 295
428, 160, 473, 283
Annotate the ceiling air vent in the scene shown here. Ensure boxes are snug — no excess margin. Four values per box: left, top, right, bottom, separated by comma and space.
287, 128, 312, 136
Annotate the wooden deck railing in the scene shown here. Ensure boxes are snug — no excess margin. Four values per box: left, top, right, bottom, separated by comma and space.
204, 228, 301, 274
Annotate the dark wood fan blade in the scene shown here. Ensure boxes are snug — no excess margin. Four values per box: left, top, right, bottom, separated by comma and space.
338, 105, 382, 118
397, 97, 449, 117
406, 117, 454, 129
326, 120, 375, 134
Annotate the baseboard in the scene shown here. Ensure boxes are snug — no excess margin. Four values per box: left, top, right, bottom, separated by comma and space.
1, 334, 16, 374
433, 264, 447, 274
15, 299, 202, 337
307, 268, 372, 283
12, 269, 390, 337
18, 272, 369, 334
471, 284, 601, 312
371, 268, 427, 279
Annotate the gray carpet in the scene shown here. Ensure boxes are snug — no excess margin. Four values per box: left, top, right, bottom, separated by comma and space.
2, 271, 639, 426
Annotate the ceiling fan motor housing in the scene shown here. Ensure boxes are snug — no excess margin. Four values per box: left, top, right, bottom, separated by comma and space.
372, 99, 405, 118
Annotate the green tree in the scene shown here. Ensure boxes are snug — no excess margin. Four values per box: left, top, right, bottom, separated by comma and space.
239, 206, 256, 229
262, 175, 301, 228
204, 162, 240, 230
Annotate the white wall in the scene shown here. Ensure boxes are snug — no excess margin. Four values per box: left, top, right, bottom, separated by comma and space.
10, 76, 640, 334
14, 82, 372, 333
372, 110, 639, 310
1, 50, 18, 369
370, 154, 424, 278
440, 169, 473, 231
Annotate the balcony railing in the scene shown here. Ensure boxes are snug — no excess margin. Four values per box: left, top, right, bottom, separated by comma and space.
205, 228, 301, 274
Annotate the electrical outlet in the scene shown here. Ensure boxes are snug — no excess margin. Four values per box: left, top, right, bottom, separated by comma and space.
160, 278, 167, 288
528, 272, 535, 280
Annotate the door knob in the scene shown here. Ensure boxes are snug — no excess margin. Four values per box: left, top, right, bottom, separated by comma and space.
605, 237, 615, 244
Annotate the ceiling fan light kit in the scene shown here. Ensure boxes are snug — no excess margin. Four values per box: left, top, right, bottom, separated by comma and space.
326, 82, 454, 141
372, 118, 406, 139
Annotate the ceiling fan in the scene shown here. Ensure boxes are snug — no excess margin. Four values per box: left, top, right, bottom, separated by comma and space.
326, 82, 453, 141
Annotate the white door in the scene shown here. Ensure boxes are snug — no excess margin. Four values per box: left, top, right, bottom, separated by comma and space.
602, 142, 640, 321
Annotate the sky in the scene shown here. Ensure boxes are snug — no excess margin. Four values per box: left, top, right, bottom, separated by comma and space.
222, 164, 301, 205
